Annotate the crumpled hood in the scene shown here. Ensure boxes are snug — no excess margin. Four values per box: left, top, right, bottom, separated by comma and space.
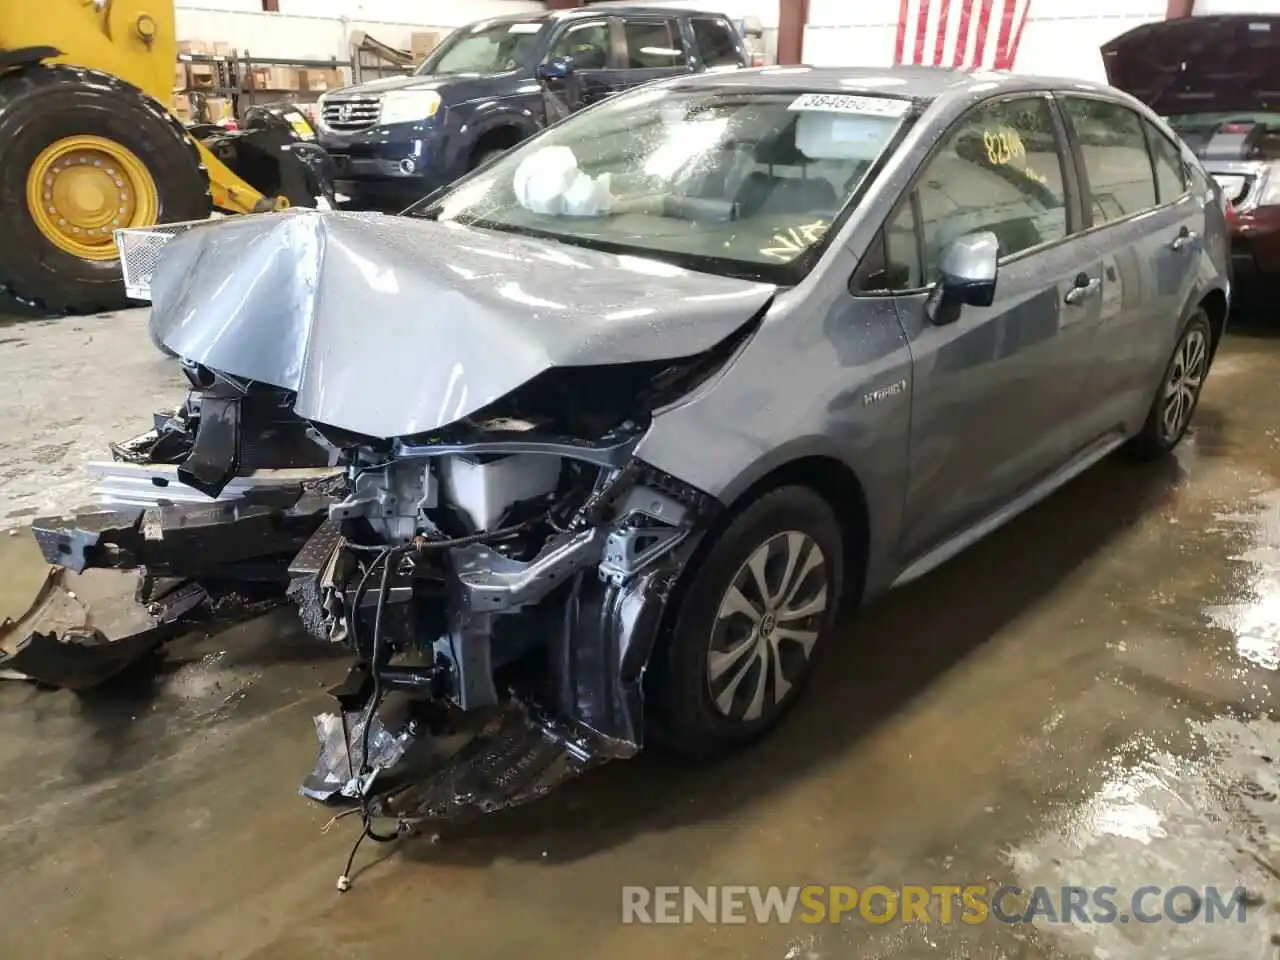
148, 211, 775, 440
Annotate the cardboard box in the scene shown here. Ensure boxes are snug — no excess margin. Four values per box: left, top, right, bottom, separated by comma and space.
171, 93, 192, 123
205, 97, 235, 123
173, 60, 186, 91
411, 31, 444, 60
255, 66, 301, 91
186, 63, 217, 90
178, 40, 230, 59
298, 68, 343, 93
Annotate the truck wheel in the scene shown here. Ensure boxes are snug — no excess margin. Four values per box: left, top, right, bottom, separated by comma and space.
0, 65, 211, 314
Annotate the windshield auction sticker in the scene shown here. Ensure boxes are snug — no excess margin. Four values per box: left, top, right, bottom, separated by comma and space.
788, 93, 910, 117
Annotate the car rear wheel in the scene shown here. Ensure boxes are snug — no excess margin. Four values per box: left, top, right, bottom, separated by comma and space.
1127, 308, 1213, 460
650, 486, 844, 759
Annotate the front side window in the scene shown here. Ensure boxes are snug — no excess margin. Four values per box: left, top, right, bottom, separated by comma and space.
417, 20, 545, 76
415, 87, 911, 283
548, 21, 611, 70
856, 200, 922, 293
915, 96, 1068, 275
1062, 97, 1158, 225
691, 18, 743, 68
1145, 120, 1189, 203
621, 19, 686, 69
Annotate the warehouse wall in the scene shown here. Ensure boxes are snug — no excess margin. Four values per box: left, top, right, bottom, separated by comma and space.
804, 0, 1171, 81
173, 0, 545, 60
805, 0, 1280, 81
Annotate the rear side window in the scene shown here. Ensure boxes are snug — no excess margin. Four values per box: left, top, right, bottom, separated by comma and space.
1144, 120, 1189, 203
621, 18, 686, 69
691, 18, 743, 68
914, 96, 1068, 273
1062, 97, 1158, 225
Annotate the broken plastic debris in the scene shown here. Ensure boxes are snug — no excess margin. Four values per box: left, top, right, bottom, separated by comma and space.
300, 710, 412, 802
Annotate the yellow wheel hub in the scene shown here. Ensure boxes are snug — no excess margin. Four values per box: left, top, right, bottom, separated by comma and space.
25, 136, 160, 261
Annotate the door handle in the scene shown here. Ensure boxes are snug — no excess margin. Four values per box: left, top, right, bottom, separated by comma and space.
1064, 277, 1101, 306
1170, 228, 1198, 252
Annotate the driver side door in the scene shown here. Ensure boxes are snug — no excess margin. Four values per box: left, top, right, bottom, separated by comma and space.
540, 18, 620, 124
860, 94, 1102, 567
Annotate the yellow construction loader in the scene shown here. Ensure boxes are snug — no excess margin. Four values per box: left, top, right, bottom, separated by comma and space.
0, 1, 332, 313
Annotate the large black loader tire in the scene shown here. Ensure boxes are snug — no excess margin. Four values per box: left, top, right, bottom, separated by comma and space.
0, 64, 212, 315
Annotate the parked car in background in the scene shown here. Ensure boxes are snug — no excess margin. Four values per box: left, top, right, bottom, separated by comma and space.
1104, 14, 1280, 295
317, 5, 748, 210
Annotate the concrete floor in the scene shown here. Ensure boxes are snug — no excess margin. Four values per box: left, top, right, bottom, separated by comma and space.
3, 310, 1280, 959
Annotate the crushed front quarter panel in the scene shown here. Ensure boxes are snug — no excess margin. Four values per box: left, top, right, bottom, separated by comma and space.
148, 210, 776, 440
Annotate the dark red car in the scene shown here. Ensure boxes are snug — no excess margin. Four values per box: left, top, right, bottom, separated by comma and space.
1105, 14, 1280, 294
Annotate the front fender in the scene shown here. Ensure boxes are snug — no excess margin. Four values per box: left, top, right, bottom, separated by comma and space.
444, 98, 541, 172
0, 46, 61, 75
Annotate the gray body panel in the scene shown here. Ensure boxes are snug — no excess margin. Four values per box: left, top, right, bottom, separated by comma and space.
149, 65, 1231, 598
635, 67, 1230, 596
147, 211, 774, 439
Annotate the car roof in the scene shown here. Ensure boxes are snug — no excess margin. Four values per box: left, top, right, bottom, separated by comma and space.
552, 3, 732, 19
664, 65, 1118, 105
465, 5, 730, 25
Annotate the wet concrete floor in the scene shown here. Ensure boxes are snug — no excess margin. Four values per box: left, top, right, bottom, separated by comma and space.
3, 310, 1280, 958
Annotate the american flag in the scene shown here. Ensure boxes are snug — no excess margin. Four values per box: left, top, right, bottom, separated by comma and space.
893, 0, 1033, 72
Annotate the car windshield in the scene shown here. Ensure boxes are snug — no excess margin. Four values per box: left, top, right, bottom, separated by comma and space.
410, 86, 911, 283
1166, 111, 1280, 157
417, 20, 546, 76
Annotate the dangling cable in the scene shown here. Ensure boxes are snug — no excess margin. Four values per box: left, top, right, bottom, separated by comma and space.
337, 545, 409, 891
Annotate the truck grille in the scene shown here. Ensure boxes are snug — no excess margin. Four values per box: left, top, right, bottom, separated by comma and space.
114, 220, 213, 301
322, 96, 381, 132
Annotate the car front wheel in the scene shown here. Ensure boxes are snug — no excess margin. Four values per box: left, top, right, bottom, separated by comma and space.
650, 486, 844, 759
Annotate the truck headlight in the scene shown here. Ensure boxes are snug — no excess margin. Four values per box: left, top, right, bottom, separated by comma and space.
379, 90, 442, 126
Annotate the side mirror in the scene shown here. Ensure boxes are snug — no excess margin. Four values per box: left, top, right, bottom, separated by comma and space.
537, 56, 575, 81
926, 231, 999, 325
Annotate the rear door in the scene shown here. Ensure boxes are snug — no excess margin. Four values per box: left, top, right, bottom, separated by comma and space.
1057, 95, 1202, 440
688, 16, 749, 72
614, 15, 694, 91
854, 94, 1102, 562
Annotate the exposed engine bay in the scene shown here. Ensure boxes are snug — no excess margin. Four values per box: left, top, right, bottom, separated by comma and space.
6, 208, 785, 882
16, 335, 740, 839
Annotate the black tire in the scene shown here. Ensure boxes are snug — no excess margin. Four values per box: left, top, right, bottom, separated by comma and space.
1126, 308, 1213, 461
649, 486, 845, 759
0, 65, 212, 314
469, 147, 509, 171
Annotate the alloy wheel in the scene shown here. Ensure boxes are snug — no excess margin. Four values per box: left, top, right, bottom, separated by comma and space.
706, 530, 829, 723
1161, 327, 1208, 442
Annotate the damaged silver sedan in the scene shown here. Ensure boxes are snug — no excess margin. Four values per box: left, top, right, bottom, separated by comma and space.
23, 67, 1229, 840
